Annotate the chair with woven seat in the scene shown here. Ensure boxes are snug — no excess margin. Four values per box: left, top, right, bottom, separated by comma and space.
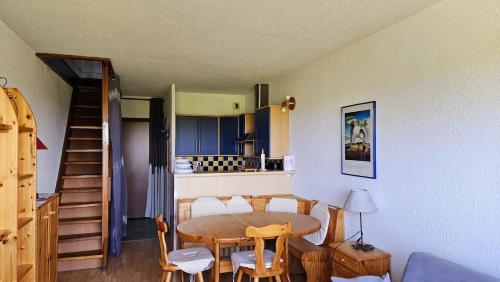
156, 215, 214, 282
231, 223, 292, 282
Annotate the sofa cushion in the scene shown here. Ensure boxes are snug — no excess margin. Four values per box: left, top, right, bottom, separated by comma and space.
402, 252, 499, 282
191, 197, 226, 218
303, 201, 330, 245
332, 273, 390, 282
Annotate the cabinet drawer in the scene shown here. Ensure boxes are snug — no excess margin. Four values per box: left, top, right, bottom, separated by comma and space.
333, 262, 359, 278
334, 251, 361, 273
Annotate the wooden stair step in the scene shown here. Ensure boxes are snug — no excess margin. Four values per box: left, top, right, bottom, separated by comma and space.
75, 95, 100, 99
68, 137, 102, 141
66, 149, 102, 153
70, 125, 101, 130
74, 105, 101, 109
19, 126, 34, 132
62, 174, 102, 179
0, 123, 13, 130
64, 161, 102, 165
59, 216, 102, 225
72, 115, 101, 119
59, 232, 101, 242
18, 217, 34, 229
59, 201, 102, 208
17, 264, 33, 281
61, 187, 102, 193
58, 250, 103, 261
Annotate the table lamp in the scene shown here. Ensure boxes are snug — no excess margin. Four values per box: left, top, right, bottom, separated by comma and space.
343, 188, 377, 251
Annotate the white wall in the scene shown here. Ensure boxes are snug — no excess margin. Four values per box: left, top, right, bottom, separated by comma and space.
0, 20, 72, 193
270, 0, 500, 280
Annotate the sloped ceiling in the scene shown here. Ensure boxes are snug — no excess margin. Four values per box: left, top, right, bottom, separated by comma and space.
0, 0, 441, 96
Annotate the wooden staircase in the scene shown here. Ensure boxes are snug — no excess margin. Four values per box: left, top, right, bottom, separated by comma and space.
57, 86, 106, 271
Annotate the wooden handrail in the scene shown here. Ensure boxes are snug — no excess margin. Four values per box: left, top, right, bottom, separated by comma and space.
101, 61, 110, 268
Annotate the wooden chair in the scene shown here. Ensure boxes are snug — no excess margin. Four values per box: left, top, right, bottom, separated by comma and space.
233, 223, 292, 282
156, 215, 210, 282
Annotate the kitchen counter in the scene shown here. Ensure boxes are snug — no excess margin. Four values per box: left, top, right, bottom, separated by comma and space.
174, 170, 294, 178
174, 170, 294, 199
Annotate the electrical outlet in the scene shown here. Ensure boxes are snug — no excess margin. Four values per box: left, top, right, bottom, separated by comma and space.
234, 102, 239, 110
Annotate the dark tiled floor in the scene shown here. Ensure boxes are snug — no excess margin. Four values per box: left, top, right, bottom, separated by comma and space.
123, 218, 156, 241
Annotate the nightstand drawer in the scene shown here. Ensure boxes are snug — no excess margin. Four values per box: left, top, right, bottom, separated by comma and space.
333, 262, 359, 278
334, 251, 361, 273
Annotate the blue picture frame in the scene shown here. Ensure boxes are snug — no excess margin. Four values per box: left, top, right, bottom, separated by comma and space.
341, 101, 376, 179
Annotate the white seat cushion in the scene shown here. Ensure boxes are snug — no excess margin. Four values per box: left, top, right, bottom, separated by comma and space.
168, 247, 214, 274
226, 196, 253, 214
191, 197, 226, 218
231, 249, 283, 275
303, 202, 330, 245
266, 198, 298, 213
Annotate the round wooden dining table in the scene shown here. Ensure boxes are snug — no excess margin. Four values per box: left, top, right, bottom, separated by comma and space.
177, 212, 321, 282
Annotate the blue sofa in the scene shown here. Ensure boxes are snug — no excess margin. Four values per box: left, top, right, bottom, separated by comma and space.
402, 252, 499, 282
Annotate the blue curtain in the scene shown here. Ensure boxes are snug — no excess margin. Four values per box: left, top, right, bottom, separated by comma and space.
109, 77, 128, 255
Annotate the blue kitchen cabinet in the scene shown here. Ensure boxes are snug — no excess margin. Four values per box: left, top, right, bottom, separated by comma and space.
238, 114, 245, 138
176, 116, 218, 155
198, 117, 219, 155
220, 116, 239, 155
176, 116, 198, 155
254, 107, 270, 157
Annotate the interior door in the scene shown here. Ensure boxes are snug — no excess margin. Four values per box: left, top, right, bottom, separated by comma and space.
123, 121, 150, 219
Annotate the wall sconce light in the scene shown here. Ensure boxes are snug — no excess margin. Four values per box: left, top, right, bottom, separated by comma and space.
281, 96, 296, 112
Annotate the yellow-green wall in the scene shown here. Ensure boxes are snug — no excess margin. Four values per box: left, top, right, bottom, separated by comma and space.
176, 91, 252, 115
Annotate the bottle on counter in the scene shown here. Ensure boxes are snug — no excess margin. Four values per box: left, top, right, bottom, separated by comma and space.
260, 149, 266, 171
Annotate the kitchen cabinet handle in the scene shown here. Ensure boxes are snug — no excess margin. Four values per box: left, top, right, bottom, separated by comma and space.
49, 211, 56, 215
42, 215, 50, 219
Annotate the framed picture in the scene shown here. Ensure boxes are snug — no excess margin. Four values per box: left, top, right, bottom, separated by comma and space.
341, 101, 376, 178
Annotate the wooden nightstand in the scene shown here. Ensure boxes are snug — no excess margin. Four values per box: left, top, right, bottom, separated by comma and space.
329, 242, 391, 278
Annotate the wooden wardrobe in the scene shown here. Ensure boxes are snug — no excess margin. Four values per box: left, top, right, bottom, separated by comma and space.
0, 87, 37, 281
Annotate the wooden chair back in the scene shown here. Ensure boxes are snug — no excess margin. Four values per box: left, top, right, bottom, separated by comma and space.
155, 215, 170, 267
245, 223, 292, 275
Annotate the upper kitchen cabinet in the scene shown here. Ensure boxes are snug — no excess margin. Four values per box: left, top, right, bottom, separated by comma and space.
198, 117, 218, 155
255, 105, 289, 159
176, 116, 218, 155
219, 116, 239, 155
176, 116, 198, 155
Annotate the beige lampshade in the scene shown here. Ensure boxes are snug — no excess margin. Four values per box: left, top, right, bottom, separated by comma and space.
343, 189, 377, 213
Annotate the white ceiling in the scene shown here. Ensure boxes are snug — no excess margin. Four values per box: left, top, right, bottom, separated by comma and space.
0, 0, 441, 96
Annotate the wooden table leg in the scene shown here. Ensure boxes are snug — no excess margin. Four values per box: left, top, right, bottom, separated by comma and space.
210, 242, 220, 282
284, 238, 290, 282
